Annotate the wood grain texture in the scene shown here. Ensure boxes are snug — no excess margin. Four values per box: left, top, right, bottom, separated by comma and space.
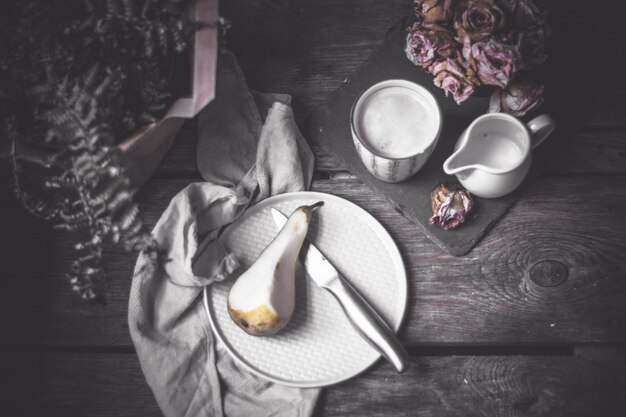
543, 130, 626, 175
157, 98, 626, 177
318, 176, 626, 343
1, 352, 158, 417
6, 173, 624, 347
217, 0, 626, 103
316, 349, 626, 417
2, 350, 624, 417
1, 0, 625, 414
155, 0, 626, 178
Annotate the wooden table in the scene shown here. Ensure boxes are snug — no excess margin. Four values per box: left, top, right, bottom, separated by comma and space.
2, 0, 626, 415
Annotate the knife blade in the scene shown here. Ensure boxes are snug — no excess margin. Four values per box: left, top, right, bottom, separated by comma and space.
271, 207, 408, 373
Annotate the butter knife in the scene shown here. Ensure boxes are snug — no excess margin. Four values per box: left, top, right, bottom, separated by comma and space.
271, 207, 409, 373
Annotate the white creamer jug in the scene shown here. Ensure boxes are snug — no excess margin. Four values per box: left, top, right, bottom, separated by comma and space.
443, 113, 556, 198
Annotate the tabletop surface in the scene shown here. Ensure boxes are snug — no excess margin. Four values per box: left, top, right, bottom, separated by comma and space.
2, 0, 626, 416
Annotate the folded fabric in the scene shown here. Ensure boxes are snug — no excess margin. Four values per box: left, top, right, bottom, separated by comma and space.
128, 50, 319, 417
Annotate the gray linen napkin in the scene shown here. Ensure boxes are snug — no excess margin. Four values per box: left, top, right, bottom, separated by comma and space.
128, 51, 319, 417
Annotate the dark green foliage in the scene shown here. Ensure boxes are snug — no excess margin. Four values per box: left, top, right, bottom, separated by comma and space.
1, 0, 194, 301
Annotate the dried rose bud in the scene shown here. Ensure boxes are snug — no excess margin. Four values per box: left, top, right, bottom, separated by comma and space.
515, 26, 548, 69
489, 77, 544, 117
414, 0, 455, 24
430, 57, 478, 104
454, 0, 506, 42
429, 184, 474, 230
469, 39, 519, 88
405, 24, 437, 68
405, 22, 459, 69
425, 23, 460, 59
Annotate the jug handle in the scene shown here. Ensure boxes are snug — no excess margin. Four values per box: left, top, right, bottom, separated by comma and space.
527, 114, 556, 149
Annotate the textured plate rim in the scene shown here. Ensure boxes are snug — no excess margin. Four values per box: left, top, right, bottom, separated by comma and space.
202, 191, 407, 388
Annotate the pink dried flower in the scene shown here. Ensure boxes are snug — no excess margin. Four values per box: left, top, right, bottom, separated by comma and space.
405, 25, 438, 68
426, 24, 460, 59
405, 22, 459, 68
414, 0, 455, 24
431, 58, 477, 104
407, 0, 548, 105
470, 39, 519, 88
489, 77, 544, 117
429, 184, 474, 230
438, 75, 475, 104
454, 0, 506, 42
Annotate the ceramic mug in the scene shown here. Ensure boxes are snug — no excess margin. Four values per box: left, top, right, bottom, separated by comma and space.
443, 112, 556, 198
350, 80, 442, 183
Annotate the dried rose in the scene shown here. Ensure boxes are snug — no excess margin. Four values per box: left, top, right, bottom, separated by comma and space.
516, 26, 548, 69
431, 58, 477, 104
489, 77, 544, 117
414, 0, 455, 24
454, 0, 506, 42
405, 0, 548, 107
406, 26, 436, 68
497, 0, 546, 30
469, 39, 519, 88
429, 184, 474, 230
425, 23, 460, 59
405, 23, 459, 68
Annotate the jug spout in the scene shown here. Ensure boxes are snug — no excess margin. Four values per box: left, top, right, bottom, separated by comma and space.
443, 149, 473, 176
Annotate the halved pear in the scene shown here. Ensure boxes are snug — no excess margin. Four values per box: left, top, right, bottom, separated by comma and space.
227, 202, 322, 336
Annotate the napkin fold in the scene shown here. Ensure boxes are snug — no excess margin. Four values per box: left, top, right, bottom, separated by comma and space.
128, 50, 319, 417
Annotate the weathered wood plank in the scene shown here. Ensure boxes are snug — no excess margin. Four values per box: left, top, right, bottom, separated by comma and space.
316, 176, 626, 344
543, 130, 626, 175
317, 349, 626, 417
220, 0, 626, 117
159, 102, 626, 177
3, 350, 624, 417
1, 352, 159, 417
2, 1, 625, 416
152, 0, 626, 178
220, 0, 626, 96
6, 173, 625, 347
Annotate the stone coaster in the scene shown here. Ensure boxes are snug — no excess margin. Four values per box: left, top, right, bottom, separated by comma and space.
308, 18, 584, 256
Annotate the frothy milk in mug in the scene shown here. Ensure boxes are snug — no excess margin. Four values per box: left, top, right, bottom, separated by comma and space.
350, 80, 442, 183
354, 86, 439, 159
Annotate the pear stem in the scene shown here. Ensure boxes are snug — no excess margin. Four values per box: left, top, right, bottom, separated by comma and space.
308, 201, 324, 211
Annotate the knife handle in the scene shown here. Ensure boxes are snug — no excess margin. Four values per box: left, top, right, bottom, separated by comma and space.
326, 275, 409, 373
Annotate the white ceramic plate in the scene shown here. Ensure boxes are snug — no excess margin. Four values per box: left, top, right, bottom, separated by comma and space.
203, 191, 407, 388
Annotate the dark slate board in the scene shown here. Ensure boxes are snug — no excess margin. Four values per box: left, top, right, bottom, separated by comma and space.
308, 19, 586, 256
